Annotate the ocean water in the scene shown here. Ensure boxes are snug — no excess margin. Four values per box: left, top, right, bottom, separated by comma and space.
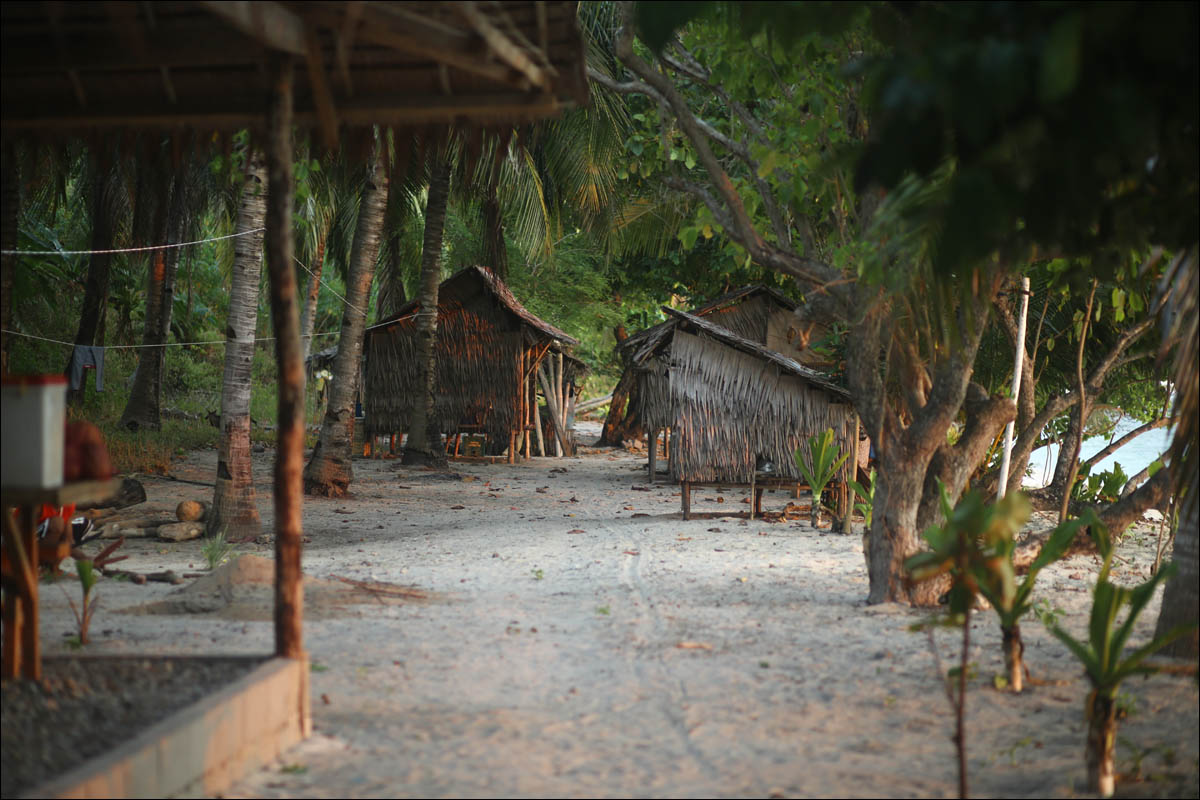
1022, 416, 1175, 489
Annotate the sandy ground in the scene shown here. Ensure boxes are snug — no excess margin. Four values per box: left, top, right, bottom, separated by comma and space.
34, 424, 1199, 799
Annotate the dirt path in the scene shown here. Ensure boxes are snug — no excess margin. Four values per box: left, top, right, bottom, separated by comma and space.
35, 433, 1199, 798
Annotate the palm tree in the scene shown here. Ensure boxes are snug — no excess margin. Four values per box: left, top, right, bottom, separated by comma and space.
401, 139, 453, 466
1153, 248, 1198, 658
304, 133, 391, 495
209, 152, 268, 539
119, 150, 197, 431
67, 139, 127, 404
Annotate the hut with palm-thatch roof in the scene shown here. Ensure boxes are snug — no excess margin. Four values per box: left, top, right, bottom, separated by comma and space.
637, 307, 856, 519
363, 266, 583, 461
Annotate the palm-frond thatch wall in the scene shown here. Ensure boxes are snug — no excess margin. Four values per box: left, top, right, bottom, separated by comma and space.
666, 331, 854, 484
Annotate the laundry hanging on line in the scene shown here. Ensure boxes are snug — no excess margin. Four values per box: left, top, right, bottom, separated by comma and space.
67, 345, 105, 391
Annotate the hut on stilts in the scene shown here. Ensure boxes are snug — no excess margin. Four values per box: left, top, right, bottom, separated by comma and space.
633, 307, 857, 520
617, 284, 839, 476
363, 266, 584, 462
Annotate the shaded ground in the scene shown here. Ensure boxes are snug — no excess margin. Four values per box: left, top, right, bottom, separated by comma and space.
26, 432, 1199, 799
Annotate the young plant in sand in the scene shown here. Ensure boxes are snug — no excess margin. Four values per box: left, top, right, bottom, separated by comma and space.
62, 559, 100, 646
969, 500, 1097, 693
904, 483, 1031, 799
795, 428, 850, 528
1046, 521, 1196, 798
201, 529, 238, 571
849, 468, 876, 528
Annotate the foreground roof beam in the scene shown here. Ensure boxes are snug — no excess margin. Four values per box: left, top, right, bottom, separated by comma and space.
455, 1, 552, 91
199, 0, 307, 55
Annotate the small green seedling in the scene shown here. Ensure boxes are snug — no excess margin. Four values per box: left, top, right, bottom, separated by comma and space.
532, 568, 544, 581
795, 428, 850, 527
849, 468, 876, 528
1047, 520, 1196, 798
63, 559, 100, 646
201, 529, 237, 570
596, 606, 610, 616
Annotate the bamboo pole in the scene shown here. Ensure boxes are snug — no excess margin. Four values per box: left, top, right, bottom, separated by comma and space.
533, 375, 545, 457
265, 54, 304, 663
842, 414, 860, 533
557, 351, 566, 454
538, 362, 573, 456
998, 276, 1031, 500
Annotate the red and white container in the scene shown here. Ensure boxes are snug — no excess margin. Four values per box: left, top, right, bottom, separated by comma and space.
1, 374, 67, 489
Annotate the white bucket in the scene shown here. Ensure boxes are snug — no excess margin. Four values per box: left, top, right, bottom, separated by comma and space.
1, 375, 67, 489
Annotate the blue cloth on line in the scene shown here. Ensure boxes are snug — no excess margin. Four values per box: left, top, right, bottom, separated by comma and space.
67, 345, 105, 392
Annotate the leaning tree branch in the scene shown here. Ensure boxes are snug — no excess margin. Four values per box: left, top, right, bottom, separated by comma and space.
611, 4, 841, 299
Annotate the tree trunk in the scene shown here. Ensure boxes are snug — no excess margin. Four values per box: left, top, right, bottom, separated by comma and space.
67, 163, 119, 403
866, 443, 944, 606
598, 366, 644, 446
305, 142, 390, 496
1086, 691, 1117, 798
1098, 465, 1171, 537
299, 225, 328, 364
402, 152, 451, 466
120, 164, 189, 432
376, 229, 408, 320
482, 154, 508, 281
1002, 624, 1024, 693
209, 154, 267, 540
1, 145, 18, 376
1154, 494, 1199, 659
265, 54, 304, 661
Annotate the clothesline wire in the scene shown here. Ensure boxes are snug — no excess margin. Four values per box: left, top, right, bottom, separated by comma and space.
293, 257, 367, 317
0, 227, 266, 256
2, 328, 339, 350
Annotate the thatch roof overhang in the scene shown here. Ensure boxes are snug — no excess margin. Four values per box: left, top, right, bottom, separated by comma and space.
2, 1, 588, 142
622, 284, 799, 365
662, 308, 849, 401
366, 265, 576, 345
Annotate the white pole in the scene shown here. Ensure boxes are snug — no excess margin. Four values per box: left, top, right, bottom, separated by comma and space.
998, 276, 1031, 499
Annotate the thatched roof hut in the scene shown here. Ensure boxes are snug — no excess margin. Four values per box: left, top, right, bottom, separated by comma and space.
641, 308, 855, 507
363, 266, 580, 457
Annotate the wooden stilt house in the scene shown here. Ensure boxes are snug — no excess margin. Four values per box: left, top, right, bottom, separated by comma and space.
363, 266, 581, 461
637, 308, 856, 519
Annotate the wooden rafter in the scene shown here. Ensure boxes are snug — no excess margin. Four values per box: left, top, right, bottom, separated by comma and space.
303, 26, 339, 149
455, 1, 552, 91
199, 0, 306, 55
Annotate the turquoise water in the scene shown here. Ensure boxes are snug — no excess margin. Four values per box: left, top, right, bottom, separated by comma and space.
1023, 416, 1175, 488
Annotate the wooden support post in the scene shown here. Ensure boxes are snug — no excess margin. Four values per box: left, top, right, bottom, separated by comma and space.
508, 431, 516, 464
754, 487, 764, 517
18, 505, 38, 679
749, 469, 755, 520
265, 53, 304, 662
533, 390, 545, 457
681, 481, 691, 520
648, 427, 657, 483
556, 351, 567, 453
537, 363, 573, 457
841, 414, 860, 533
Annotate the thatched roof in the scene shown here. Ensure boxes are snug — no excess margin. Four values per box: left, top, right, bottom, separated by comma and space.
363, 265, 576, 438
662, 309, 849, 400
630, 306, 853, 485
623, 284, 798, 365
2, 2, 588, 140
369, 265, 576, 345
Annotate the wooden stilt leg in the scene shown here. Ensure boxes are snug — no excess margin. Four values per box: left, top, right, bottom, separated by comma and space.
682, 482, 691, 520
755, 487, 764, 517
648, 427, 657, 483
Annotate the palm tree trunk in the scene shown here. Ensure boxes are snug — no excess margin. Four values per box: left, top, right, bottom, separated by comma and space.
120, 163, 189, 431
482, 154, 509, 281
0, 145, 18, 376
67, 161, 119, 404
299, 224, 328, 365
304, 140, 390, 496
1154, 496, 1198, 658
210, 153, 267, 539
402, 152, 452, 466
